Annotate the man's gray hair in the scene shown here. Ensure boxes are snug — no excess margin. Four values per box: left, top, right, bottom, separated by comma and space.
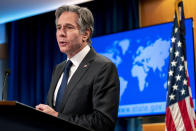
55, 5, 94, 44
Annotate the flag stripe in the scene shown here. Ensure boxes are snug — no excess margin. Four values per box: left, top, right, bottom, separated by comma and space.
178, 98, 194, 131
185, 97, 195, 130
169, 102, 185, 130
190, 96, 194, 108
166, 107, 176, 131
185, 62, 196, 127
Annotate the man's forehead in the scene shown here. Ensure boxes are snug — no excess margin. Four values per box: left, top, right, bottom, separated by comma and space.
57, 12, 78, 24
59, 11, 78, 19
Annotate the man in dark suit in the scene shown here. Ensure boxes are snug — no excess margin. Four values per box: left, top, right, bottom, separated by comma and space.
36, 5, 120, 131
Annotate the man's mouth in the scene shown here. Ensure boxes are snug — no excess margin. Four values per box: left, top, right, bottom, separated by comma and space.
59, 41, 68, 45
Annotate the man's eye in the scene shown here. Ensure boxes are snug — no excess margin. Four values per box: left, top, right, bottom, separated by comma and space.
56, 27, 61, 30
67, 26, 74, 29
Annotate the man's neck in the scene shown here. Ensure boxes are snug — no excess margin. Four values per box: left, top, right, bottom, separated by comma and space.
67, 43, 88, 59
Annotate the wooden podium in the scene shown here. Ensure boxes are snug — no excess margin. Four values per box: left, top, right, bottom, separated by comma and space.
142, 123, 196, 131
0, 101, 91, 131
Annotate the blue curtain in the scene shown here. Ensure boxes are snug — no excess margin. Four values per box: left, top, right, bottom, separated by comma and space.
92, 0, 139, 35
7, 12, 66, 106
7, 0, 141, 130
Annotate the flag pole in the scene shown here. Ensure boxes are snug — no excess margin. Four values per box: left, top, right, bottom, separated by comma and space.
175, 0, 183, 27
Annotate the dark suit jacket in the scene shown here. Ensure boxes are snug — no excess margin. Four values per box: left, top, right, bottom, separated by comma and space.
46, 48, 120, 131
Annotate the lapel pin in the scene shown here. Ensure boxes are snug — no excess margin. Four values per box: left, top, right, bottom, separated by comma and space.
83, 64, 88, 68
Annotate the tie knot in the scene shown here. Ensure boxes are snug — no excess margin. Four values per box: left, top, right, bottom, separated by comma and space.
65, 60, 72, 73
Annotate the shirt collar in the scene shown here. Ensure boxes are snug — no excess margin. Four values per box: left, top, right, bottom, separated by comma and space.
67, 45, 90, 67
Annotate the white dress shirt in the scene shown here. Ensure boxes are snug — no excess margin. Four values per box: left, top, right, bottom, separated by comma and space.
53, 45, 90, 106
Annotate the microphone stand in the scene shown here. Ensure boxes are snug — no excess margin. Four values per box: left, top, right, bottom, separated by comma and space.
2, 70, 10, 100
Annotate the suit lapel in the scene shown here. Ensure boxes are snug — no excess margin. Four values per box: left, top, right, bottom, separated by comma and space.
48, 61, 66, 107
58, 48, 96, 112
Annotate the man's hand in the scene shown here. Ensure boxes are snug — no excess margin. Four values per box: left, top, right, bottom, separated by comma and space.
36, 104, 58, 117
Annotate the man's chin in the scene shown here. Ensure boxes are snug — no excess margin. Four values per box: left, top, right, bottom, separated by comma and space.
59, 48, 68, 54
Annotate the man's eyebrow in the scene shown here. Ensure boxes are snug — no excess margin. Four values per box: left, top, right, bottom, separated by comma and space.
56, 23, 74, 26
65, 23, 74, 26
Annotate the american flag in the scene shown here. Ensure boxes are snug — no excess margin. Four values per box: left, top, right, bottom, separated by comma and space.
165, 0, 196, 131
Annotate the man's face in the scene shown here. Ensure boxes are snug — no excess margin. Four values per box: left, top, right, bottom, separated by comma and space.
56, 12, 87, 58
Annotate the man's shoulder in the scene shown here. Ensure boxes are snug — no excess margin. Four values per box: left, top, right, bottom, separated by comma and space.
94, 53, 113, 64
55, 60, 66, 69
87, 47, 114, 65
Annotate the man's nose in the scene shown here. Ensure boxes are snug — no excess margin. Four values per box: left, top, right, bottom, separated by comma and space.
59, 28, 67, 37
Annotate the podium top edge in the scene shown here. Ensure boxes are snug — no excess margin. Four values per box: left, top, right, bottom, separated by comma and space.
0, 101, 16, 106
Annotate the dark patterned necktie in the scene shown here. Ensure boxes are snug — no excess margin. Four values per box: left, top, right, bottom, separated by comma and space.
55, 60, 72, 111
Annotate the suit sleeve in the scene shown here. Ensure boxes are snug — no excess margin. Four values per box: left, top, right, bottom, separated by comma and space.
58, 62, 120, 131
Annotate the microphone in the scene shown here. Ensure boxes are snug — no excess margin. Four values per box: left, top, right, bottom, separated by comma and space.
2, 69, 10, 100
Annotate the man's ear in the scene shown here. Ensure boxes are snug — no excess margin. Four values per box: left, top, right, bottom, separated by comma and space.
82, 29, 91, 42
